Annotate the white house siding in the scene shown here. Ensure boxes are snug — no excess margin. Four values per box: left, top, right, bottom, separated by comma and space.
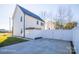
25, 14, 45, 35
45, 20, 55, 30
13, 6, 24, 37
25, 14, 45, 29
13, 6, 45, 37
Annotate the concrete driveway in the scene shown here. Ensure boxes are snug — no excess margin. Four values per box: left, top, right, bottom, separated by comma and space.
0, 38, 72, 54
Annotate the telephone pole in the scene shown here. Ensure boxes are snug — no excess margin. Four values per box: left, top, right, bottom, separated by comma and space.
9, 17, 11, 32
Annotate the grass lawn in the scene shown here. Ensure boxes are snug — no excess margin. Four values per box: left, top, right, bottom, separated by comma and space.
0, 37, 28, 47
0, 33, 11, 43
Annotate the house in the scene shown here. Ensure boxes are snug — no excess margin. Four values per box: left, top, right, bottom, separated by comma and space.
12, 5, 45, 37
45, 19, 55, 30
0, 29, 9, 33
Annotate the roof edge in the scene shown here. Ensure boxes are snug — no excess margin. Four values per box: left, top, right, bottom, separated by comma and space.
17, 5, 44, 22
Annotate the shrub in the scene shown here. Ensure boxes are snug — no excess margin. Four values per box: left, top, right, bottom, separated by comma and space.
63, 22, 77, 29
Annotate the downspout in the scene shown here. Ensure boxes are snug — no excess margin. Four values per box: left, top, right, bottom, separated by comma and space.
12, 18, 14, 36
23, 14, 25, 37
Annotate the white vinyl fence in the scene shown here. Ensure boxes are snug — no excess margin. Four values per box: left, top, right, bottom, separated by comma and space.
25, 30, 73, 41
73, 27, 79, 53
25, 28, 79, 53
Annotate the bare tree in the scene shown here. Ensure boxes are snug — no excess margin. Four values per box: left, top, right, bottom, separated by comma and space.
40, 11, 53, 20
40, 11, 47, 19
57, 7, 66, 24
67, 8, 73, 22
54, 6, 73, 29
57, 7, 73, 23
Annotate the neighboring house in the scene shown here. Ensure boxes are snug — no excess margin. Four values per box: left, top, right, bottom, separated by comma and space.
12, 5, 45, 37
0, 29, 9, 33
45, 19, 55, 30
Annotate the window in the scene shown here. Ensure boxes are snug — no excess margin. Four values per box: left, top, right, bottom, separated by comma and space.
41, 22, 44, 26
21, 29, 22, 34
20, 16, 22, 22
37, 21, 39, 25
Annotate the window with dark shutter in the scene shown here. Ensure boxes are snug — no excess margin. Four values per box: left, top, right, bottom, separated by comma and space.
21, 29, 22, 34
37, 21, 39, 25
41, 22, 44, 26
20, 16, 22, 22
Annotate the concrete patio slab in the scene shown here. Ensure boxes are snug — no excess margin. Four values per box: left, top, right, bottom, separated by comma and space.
0, 38, 72, 54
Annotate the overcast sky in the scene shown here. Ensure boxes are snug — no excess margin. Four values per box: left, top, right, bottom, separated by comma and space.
0, 4, 79, 30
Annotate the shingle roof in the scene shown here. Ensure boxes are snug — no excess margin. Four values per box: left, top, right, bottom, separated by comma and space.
17, 5, 44, 22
